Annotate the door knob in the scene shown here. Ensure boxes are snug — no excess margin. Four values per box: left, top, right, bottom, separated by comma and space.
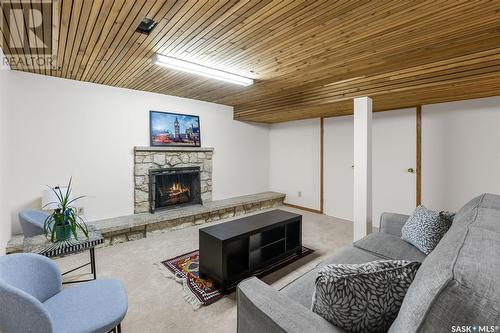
407, 168, 415, 173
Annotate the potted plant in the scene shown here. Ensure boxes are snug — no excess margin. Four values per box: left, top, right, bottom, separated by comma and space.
43, 178, 89, 242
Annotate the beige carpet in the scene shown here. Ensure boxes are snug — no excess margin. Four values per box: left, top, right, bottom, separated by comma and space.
55, 207, 353, 333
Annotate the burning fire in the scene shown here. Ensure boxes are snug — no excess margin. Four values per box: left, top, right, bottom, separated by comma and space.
169, 182, 190, 196
170, 182, 182, 192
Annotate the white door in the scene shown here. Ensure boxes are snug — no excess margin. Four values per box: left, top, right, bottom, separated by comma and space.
372, 108, 416, 226
324, 108, 416, 227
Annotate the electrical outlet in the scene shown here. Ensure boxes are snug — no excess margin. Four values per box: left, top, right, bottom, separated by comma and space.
298, 191, 302, 197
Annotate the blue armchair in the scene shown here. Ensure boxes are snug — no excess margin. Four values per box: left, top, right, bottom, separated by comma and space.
19, 210, 49, 237
0, 253, 128, 333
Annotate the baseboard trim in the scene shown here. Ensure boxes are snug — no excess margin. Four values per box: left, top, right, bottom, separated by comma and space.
283, 203, 322, 214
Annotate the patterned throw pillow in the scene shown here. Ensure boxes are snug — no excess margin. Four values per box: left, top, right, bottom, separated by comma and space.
311, 260, 420, 333
401, 205, 455, 255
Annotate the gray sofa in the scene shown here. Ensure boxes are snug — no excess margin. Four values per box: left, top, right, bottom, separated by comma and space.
237, 193, 500, 332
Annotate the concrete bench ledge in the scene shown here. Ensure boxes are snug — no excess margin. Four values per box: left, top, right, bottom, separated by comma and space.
6, 191, 285, 253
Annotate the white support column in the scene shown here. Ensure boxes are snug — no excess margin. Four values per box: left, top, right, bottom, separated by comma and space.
353, 96, 373, 241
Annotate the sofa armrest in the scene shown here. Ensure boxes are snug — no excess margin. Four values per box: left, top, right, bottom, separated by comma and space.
379, 212, 410, 237
237, 277, 343, 333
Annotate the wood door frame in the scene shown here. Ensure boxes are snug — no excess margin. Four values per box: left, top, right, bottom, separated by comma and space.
416, 106, 422, 206
320, 117, 324, 213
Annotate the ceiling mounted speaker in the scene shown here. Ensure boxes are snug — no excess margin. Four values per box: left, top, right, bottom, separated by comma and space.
136, 18, 157, 34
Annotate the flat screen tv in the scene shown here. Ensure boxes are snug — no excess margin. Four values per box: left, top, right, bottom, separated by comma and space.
150, 111, 201, 147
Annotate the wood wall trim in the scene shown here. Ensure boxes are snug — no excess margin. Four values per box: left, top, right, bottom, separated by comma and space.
283, 203, 322, 215
416, 105, 422, 206
320, 117, 324, 214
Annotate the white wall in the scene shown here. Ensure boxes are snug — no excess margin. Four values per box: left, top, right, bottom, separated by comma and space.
324, 115, 353, 220
0, 48, 10, 254
324, 109, 417, 226
280, 97, 500, 225
3, 71, 270, 235
422, 97, 500, 212
269, 119, 320, 210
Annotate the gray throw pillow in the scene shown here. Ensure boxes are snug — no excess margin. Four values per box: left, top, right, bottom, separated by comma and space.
311, 260, 420, 333
401, 205, 454, 255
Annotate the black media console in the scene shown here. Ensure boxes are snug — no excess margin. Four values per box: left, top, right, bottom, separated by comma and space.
199, 209, 302, 291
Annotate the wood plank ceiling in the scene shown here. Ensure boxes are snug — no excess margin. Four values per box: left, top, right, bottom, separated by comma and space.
1, 0, 500, 123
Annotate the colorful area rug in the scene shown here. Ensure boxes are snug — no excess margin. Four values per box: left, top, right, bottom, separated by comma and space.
157, 246, 314, 309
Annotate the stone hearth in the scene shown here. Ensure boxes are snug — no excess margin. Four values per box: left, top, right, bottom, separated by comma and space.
6, 192, 286, 252
134, 146, 213, 213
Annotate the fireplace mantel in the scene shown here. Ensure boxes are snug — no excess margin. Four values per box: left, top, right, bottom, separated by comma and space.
134, 146, 214, 153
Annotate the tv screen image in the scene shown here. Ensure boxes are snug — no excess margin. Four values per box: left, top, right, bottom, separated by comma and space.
150, 111, 201, 147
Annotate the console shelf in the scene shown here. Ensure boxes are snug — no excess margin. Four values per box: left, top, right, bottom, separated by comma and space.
199, 210, 302, 291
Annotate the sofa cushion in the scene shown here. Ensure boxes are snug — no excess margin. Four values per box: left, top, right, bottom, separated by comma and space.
311, 260, 420, 333
401, 206, 454, 254
390, 193, 500, 333
354, 232, 427, 262
280, 246, 382, 309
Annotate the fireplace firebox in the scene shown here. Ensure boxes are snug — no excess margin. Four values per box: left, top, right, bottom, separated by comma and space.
149, 167, 202, 213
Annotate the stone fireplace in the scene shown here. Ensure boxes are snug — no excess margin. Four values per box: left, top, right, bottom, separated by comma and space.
149, 166, 202, 213
134, 146, 213, 213
7, 146, 285, 252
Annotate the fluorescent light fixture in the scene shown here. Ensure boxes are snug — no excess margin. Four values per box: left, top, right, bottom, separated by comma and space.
154, 54, 253, 86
